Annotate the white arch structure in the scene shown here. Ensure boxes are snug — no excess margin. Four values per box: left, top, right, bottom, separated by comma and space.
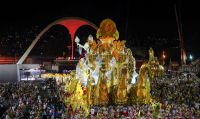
17, 17, 98, 64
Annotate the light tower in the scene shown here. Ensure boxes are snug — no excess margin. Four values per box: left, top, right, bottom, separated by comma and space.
174, 4, 187, 65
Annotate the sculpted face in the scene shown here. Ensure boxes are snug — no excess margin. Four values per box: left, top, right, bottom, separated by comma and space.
96, 19, 119, 40
104, 22, 113, 33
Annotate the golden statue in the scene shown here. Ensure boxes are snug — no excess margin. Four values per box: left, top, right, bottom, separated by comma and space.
132, 48, 164, 104
148, 49, 164, 81
96, 18, 119, 42
114, 62, 128, 104
94, 62, 109, 105
96, 19, 120, 62
113, 65, 119, 86
135, 62, 152, 104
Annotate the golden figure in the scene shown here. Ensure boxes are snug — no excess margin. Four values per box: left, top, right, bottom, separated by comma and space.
94, 62, 109, 105
96, 19, 119, 61
114, 63, 128, 104
113, 65, 119, 86
133, 48, 164, 104
135, 62, 152, 104
96, 18, 119, 41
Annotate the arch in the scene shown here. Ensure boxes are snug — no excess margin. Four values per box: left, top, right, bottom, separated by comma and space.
17, 17, 98, 64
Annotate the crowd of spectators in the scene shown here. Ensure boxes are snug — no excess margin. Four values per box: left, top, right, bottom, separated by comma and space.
151, 74, 200, 107
64, 74, 200, 119
0, 78, 66, 119
0, 72, 199, 118
85, 104, 199, 119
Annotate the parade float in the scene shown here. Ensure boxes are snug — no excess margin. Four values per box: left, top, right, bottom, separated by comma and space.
63, 18, 164, 114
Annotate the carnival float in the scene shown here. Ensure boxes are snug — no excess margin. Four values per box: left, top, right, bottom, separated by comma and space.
61, 18, 164, 114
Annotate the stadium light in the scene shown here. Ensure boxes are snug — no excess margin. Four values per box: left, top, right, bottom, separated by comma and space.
189, 54, 193, 61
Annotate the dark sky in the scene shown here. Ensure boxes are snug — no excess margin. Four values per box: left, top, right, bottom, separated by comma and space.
0, 0, 199, 58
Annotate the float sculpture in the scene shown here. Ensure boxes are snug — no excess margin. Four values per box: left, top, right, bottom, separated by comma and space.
63, 18, 164, 113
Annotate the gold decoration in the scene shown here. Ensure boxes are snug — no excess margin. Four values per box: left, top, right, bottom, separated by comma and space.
96, 18, 119, 40
60, 19, 165, 112
132, 48, 164, 104
112, 40, 126, 61
94, 62, 109, 105
114, 62, 128, 104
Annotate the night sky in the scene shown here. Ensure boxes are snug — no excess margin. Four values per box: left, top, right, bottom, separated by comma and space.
0, 0, 199, 60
